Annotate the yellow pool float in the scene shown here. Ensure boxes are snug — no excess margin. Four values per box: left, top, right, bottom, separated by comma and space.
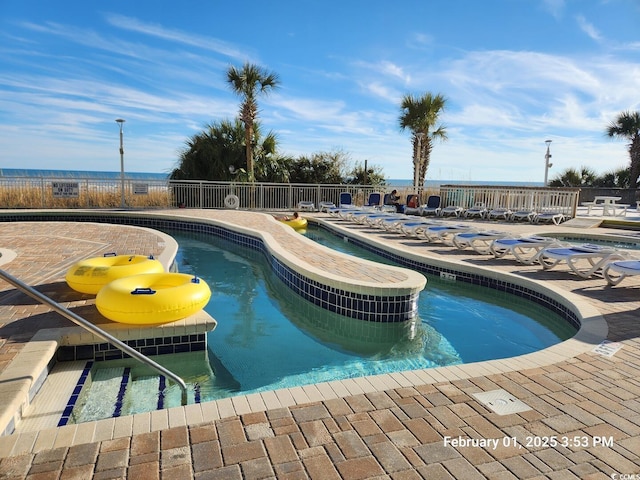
96, 273, 212, 324
279, 217, 308, 231
66, 253, 164, 294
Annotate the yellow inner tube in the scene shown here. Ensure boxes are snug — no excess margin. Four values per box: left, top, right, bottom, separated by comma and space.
66, 254, 164, 294
279, 217, 308, 230
96, 273, 212, 325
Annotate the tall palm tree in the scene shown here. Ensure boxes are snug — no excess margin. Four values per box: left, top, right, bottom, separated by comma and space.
606, 110, 640, 188
226, 62, 280, 182
399, 93, 448, 193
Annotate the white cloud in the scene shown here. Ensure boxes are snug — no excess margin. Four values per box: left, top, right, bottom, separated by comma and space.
360, 81, 400, 103
541, 0, 566, 19
103, 14, 253, 61
576, 15, 603, 42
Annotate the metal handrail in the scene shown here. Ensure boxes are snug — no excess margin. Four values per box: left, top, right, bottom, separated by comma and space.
0, 269, 189, 406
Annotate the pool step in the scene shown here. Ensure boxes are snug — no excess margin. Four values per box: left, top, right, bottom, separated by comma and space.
72, 367, 130, 423
123, 375, 162, 416
14, 359, 197, 433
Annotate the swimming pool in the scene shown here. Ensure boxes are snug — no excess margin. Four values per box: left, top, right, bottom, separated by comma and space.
69, 226, 576, 423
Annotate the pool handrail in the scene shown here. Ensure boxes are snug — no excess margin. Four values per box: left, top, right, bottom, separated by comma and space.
0, 268, 189, 406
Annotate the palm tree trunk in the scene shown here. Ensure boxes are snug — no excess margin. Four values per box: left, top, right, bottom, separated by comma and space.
245, 122, 254, 182
630, 137, 640, 188
412, 136, 420, 193
419, 140, 433, 191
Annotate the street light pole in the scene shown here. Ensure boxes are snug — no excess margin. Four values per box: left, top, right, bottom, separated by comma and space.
116, 119, 126, 208
544, 139, 553, 187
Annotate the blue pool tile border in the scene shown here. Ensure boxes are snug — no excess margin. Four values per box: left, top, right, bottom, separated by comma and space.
0, 212, 418, 323
56, 334, 207, 362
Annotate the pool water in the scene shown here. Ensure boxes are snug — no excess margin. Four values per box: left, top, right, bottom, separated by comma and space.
70, 227, 576, 422
544, 233, 640, 250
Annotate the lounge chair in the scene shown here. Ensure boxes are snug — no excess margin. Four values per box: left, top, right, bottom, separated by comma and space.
510, 209, 537, 223
452, 230, 507, 254
403, 194, 421, 215
439, 205, 464, 217
418, 195, 441, 216
381, 193, 394, 213
339, 192, 355, 208
602, 259, 640, 286
330, 206, 361, 219
363, 212, 402, 227
490, 236, 561, 264
538, 244, 628, 278
487, 207, 513, 221
346, 210, 381, 223
463, 202, 487, 219
297, 201, 315, 211
319, 201, 336, 212
534, 211, 565, 225
379, 216, 420, 232
364, 192, 382, 208
422, 224, 475, 244
399, 219, 440, 237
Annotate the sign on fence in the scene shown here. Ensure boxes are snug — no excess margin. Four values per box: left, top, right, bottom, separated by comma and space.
133, 183, 149, 195
51, 182, 79, 198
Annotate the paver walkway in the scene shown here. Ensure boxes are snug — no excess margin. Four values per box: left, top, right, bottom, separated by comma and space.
0, 210, 639, 479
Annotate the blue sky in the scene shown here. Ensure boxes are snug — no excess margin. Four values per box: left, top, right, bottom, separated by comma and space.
0, 0, 639, 182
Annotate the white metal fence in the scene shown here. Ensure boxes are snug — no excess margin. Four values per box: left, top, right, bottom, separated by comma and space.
169, 181, 391, 210
439, 185, 581, 217
0, 176, 580, 215
0, 177, 170, 209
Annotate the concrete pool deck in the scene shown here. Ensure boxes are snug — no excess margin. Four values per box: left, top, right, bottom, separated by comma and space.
0, 208, 639, 478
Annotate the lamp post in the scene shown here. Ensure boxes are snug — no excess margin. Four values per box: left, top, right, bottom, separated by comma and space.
543, 139, 553, 187
115, 118, 126, 208
414, 132, 425, 194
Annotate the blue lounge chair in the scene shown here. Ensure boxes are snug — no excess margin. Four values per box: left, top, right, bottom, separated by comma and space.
378, 216, 421, 232
538, 244, 628, 278
452, 230, 507, 254
602, 259, 640, 286
364, 192, 382, 208
490, 236, 561, 264
419, 195, 441, 216
399, 219, 441, 237
339, 192, 355, 208
422, 224, 475, 244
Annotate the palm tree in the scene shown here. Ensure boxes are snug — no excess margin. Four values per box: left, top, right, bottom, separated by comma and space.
171, 119, 282, 182
226, 62, 280, 182
549, 166, 597, 187
606, 110, 640, 188
399, 93, 448, 194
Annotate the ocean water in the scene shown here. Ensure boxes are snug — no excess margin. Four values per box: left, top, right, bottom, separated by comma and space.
390, 179, 544, 188
0, 168, 542, 187
0, 168, 169, 180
